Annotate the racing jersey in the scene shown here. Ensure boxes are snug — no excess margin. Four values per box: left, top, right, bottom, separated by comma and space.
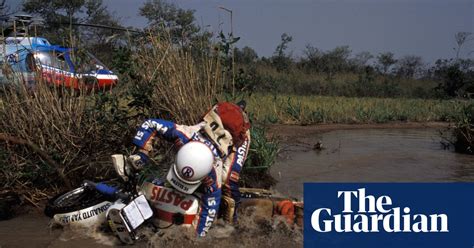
132, 118, 250, 236
221, 130, 250, 221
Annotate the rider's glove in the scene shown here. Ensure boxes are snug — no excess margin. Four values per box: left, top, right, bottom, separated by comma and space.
128, 152, 149, 170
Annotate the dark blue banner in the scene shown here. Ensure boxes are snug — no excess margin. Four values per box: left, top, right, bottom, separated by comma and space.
304, 183, 474, 248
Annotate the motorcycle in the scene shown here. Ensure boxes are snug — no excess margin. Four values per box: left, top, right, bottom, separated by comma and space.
44, 154, 303, 244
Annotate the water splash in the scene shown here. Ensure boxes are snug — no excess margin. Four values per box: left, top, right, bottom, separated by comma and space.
148, 210, 303, 247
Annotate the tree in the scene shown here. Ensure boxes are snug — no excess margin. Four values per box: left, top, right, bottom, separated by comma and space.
274, 33, 292, 58
0, 0, 12, 19
139, 0, 200, 47
79, 0, 123, 64
433, 59, 474, 97
22, 0, 84, 44
351, 51, 373, 69
375, 52, 397, 74
272, 33, 293, 72
22, 0, 120, 42
234, 46, 258, 64
454, 32, 472, 59
320, 46, 352, 79
81, 0, 122, 44
302, 44, 323, 72
22, 0, 122, 65
394, 55, 424, 78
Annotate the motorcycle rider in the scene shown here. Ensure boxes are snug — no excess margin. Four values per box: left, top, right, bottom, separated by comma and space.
129, 101, 251, 237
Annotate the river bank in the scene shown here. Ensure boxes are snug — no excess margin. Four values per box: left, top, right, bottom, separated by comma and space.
267, 121, 451, 141
246, 94, 470, 125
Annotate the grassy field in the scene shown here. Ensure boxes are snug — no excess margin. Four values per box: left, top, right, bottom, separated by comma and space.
246, 94, 472, 125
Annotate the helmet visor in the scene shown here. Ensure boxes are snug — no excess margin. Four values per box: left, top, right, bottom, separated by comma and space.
166, 165, 201, 194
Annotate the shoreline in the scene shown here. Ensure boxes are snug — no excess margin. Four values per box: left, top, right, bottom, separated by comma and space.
267, 121, 452, 141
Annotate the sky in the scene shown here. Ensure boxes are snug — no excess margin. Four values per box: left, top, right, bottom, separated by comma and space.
6, 0, 474, 63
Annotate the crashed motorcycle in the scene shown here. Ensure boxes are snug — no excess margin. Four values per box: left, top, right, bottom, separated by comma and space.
44, 154, 303, 244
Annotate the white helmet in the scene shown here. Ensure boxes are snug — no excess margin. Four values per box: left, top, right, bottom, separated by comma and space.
166, 141, 214, 194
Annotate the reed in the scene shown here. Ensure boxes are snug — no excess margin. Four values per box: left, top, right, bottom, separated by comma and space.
0, 81, 133, 194
130, 32, 224, 125
452, 103, 474, 154
246, 94, 470, 125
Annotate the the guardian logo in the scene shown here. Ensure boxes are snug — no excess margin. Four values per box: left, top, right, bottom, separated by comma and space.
311, 188, 449, 233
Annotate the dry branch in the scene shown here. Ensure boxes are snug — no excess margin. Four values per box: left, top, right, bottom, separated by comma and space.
0, 133, 72, 189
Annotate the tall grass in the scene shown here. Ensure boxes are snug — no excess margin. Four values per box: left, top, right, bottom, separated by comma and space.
452, 103, 473, 154
130, 33, 224, 124
0, 82, 133, 193
240, 126, 279, 189
247, 94, 470, 125
0, 32, 229, 197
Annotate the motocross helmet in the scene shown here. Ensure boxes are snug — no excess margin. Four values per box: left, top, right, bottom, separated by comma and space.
166, 141, 214, 194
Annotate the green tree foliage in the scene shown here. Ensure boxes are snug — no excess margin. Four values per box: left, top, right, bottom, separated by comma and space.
80, 0, 123, 64
301, 44, 323, 72
139, 0, 201, 47
22, 0, 85, 44
22, 0, 123, 66
350, 51, 373, 69
394, 55, 424, 78
375, 52, 397, 74
81, 0, 122, 44
22, 1, 120, 46
321, 46, 352, 79
433, 59, 474, 97
0, 0, 11, 19
301, 45, 353, 79
235, 46, 258, 64
454, 32, 472, 59
272, 33, 293, 72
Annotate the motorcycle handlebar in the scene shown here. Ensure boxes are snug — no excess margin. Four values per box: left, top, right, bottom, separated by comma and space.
83, 180, 130, 200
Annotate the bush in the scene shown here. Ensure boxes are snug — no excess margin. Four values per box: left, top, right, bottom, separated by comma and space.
241, 126, 279, 189
0, 83, 133, 192
433, 59, 474, 98
453, 103, 474, 154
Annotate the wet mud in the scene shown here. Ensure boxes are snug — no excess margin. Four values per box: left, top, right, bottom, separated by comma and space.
0, 209, 301, 248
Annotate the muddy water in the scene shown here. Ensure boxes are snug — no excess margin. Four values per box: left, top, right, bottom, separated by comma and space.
0, 210, 301, 248
271, 128, 474, 199
0, 212, 118, 248
2, 127, 472, 247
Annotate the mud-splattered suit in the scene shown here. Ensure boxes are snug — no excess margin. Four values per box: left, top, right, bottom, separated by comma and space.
132, 119, 250, 236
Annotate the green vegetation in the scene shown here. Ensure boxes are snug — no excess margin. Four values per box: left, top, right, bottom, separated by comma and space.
241, 126, 279, 189
237, 65, 438, 98
246, 94, 470, 125
452, 103, 474, 154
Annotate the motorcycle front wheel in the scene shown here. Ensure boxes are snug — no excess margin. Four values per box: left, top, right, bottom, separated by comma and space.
44, 185, 114, 218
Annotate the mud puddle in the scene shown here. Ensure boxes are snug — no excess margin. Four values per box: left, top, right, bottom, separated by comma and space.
0, 210, 301, 248
0, 211, 115, 248
271, 128, 474, 199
